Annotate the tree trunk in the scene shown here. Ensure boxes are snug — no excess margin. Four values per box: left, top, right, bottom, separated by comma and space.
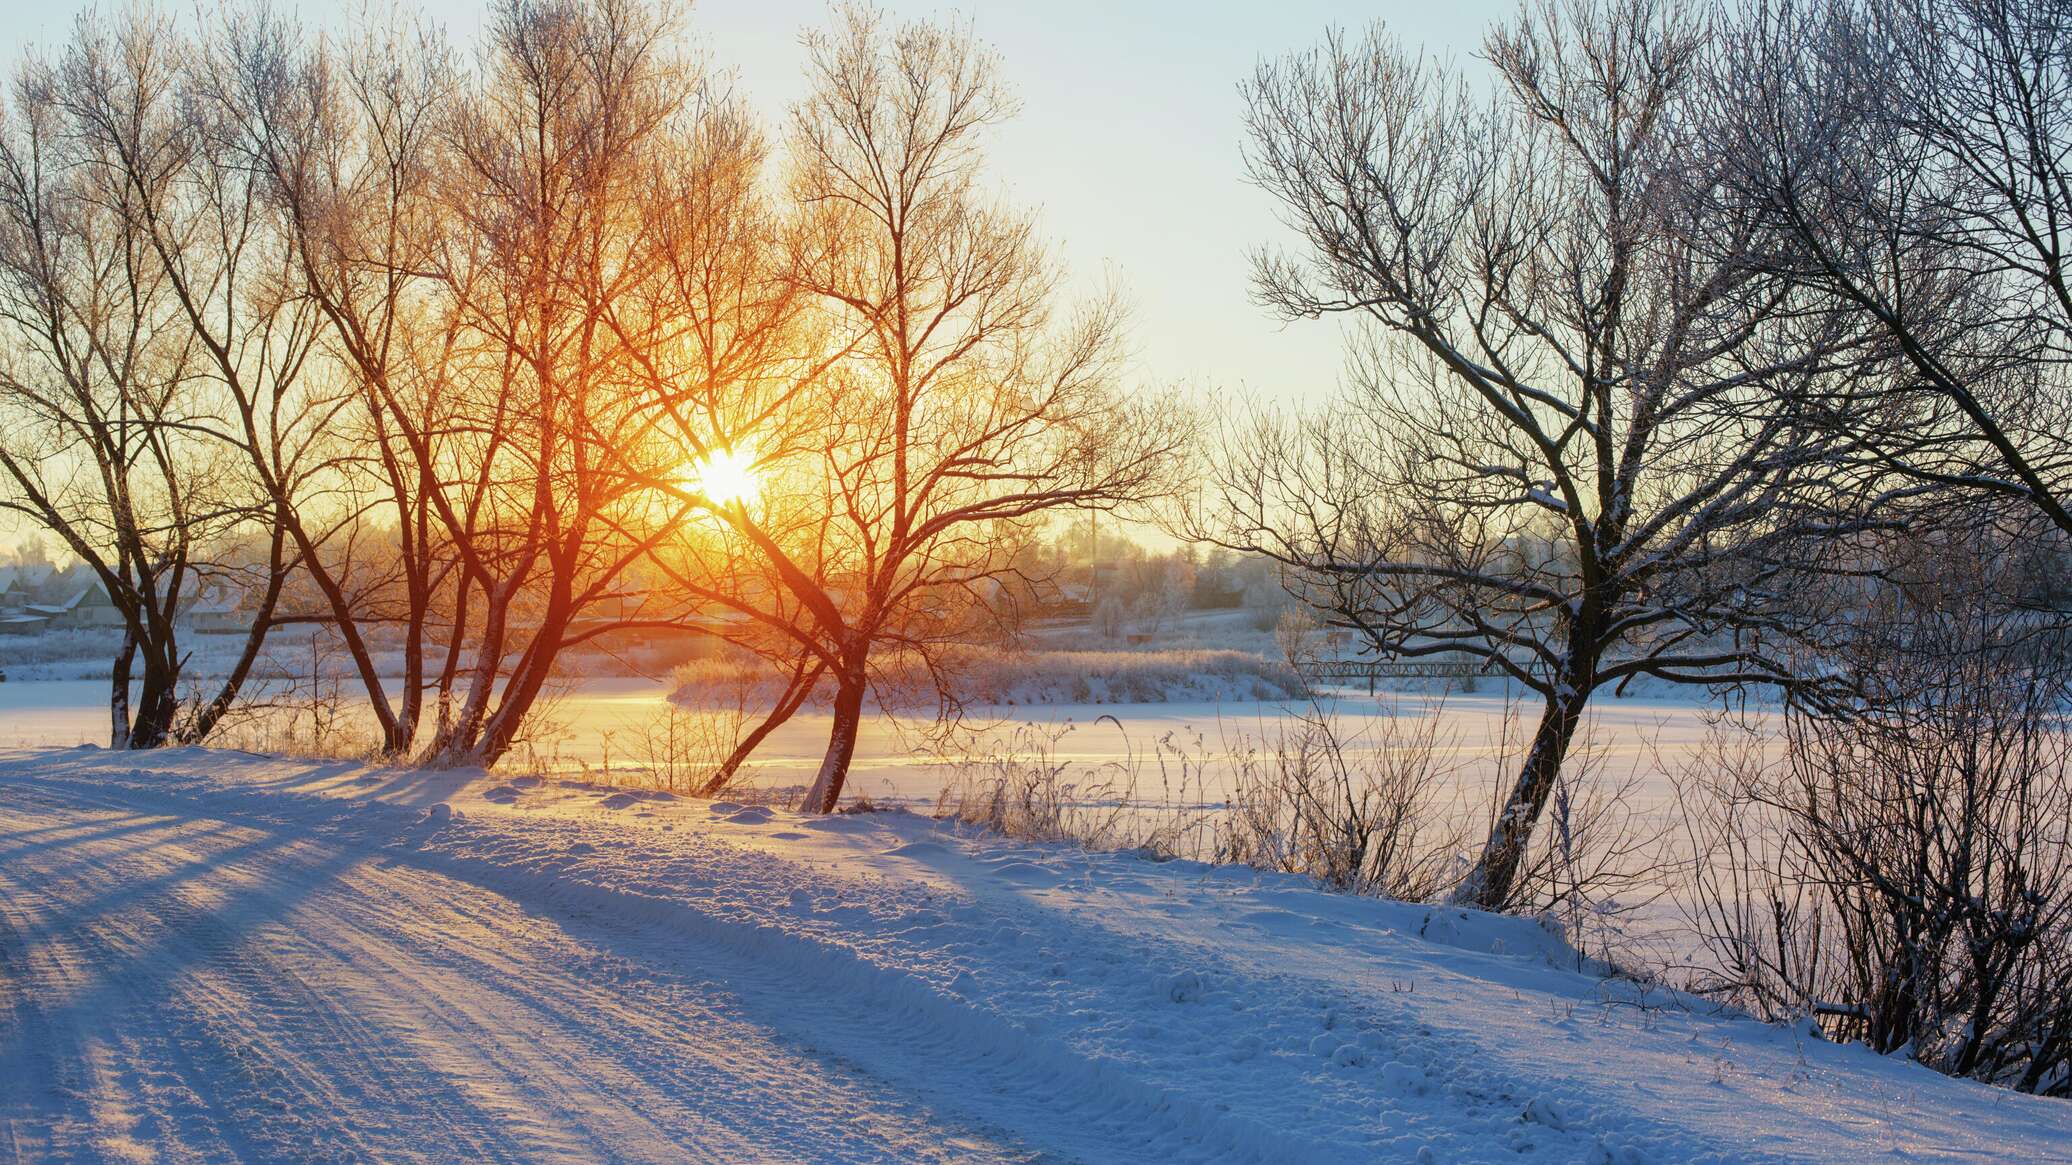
426, 575, 575, 771
394, 605, 425, 753
291, 525, 403, 754
799, 671, 866, 814
697, 660, 826, 798
180, 528, 290, 745
109, 629, 136, 750
179, 620, 265, 746
424, 578, 516, 764
1450, 681, 1590, 910
467, 586, 580, 769
434, 576, 474, 742
470, 657, 551, 770
126, 647, 180, 750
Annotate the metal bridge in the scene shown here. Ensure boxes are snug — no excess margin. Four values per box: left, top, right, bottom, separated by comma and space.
1301, 659, 1502, 686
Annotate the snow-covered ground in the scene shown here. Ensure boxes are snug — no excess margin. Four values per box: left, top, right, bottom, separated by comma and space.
1, 747, 2063, 1163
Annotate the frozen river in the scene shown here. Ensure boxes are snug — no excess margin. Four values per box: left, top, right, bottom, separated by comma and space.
0, 674, 1738, 814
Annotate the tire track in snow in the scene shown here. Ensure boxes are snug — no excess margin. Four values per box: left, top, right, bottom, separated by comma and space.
0, 802, 518, 1162
11, 766, 1349, 1165
272, 811, 1368, 1164
0, 772, 1061, 1163
0, 803, 212, 1161
273, 857, 1039, 1164
10, 752, 2071, 1164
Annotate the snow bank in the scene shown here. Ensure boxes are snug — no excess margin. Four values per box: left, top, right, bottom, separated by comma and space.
1, 746, 2063, 1163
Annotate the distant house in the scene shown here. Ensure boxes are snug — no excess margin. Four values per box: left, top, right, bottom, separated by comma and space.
1050, 582, 1094, 619
183, 584, 251, 635
12, 566, 123, 630
22, 598, 83, 629
32, 589, 123, 631
0, 563, 132, 634
0, 564, 55, 614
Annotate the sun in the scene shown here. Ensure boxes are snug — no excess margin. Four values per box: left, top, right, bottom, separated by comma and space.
688, 444, 762, 507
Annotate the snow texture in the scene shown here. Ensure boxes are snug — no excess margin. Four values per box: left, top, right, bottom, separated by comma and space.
0, 747, 2063, 1163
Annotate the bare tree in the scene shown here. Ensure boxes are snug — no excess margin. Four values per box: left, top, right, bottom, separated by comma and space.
0, 11, 296, 748
1718, 0, 2072, 542
637, 7, 1186, 812
600, 76, 843, 796
1222, 0, 1884, 909
405, 0, 703, 766
209, 0, 736, 766
195, 7, 462, 758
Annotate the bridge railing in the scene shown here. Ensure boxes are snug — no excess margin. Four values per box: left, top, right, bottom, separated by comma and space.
1300, 659, 1504, 689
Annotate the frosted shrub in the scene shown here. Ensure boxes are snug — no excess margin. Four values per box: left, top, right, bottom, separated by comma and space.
1677, 600, 2072, 1097
934, 721, 1211, 854
1213, 701, 1462, 901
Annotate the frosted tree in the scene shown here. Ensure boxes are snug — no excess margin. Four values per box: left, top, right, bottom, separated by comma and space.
211, 0, 732, 765
0, 11, 298, 747
1716, 0, 2072, 541
642, 7, 1185, 813
1222, 0, 1887, 909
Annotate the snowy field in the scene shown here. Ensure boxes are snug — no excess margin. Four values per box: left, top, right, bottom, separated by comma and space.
1, 747, 2065, 1163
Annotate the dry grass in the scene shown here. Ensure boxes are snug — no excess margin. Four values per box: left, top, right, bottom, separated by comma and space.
934, 717, 1218, 854
933, 701, 1468, 891
933, 696, 1672, 939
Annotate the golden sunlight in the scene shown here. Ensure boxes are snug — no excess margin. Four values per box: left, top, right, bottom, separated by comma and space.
689, 445, 762, 507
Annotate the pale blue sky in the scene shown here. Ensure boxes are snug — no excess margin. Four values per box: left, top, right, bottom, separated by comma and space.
0, 0, 1509, 401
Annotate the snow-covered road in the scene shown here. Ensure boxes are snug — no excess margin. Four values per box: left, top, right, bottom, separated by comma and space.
0, 773, 1061, 1162
1, 748, 2065, 1163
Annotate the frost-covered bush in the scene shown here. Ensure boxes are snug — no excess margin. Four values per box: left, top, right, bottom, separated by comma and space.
934, 720, 1212, 854
1677, 592, 2072, 1097
1212, 702, 1463, 901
